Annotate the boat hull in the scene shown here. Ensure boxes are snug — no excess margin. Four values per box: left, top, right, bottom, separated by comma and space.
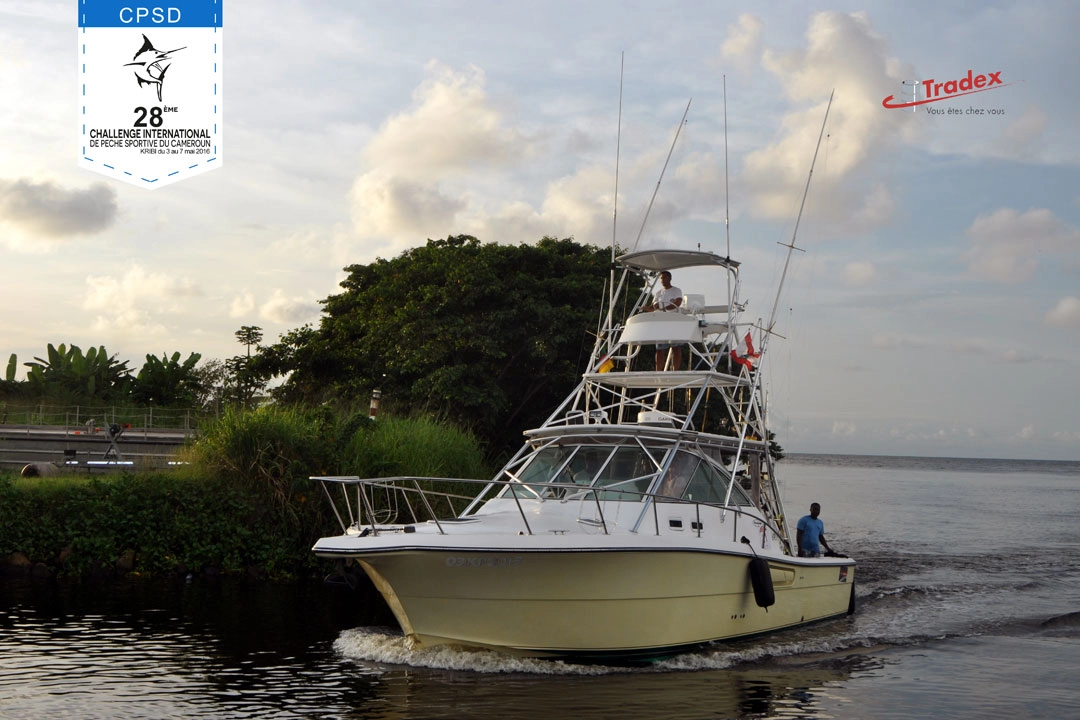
346, 546, 854, 661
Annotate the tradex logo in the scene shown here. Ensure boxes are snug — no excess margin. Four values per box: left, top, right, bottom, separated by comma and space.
882, 69, 1011, 109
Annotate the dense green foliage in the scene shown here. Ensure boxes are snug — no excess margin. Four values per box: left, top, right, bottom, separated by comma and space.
4, 237, 628, 461
1, 408, 490, 580
3, 345, 207, 409
24, 344, 133, 402
0, 471, 307, 578
131, 351, 204, 406
254, 235, 618, 459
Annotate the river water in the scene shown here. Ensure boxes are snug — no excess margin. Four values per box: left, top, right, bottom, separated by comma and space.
2, 454, 1078, 719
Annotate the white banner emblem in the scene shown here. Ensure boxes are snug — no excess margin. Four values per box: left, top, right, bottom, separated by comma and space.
78, 1, 223, 189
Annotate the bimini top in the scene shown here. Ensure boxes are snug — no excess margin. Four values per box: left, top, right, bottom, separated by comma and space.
617, 249, 740, 273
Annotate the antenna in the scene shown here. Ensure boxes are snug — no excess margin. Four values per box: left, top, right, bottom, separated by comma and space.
631, 98, 692, 252
723, 75, 731, 258
605, 52, 624, 336
723, 75, 733, 311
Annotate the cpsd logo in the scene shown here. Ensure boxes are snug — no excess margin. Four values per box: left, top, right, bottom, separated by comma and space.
78, 0, 222, 189
119, 6, 183, 24
882, 68, 1014, 110
124, 34, 185, 102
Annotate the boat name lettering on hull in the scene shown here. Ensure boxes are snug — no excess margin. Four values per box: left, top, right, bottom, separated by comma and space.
445, 555, 523, 569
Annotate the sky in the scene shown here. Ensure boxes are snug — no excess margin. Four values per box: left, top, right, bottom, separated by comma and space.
1, 1, 1078, 460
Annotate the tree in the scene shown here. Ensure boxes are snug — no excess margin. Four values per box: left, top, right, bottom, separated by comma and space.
131, 351, 204, 406
261, 235, 620, 457
190, 358, 228, 412
24, 343, 133, 402
236, 326, 263, 357
228, 326, 267, 408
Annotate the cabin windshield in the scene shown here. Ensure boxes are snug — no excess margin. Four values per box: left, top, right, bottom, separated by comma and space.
497, 442, 751, 506
498, 442, 663, 502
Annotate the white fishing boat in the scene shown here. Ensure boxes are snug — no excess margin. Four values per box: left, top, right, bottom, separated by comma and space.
313, 96, 854, 663
313, 257, 855, 663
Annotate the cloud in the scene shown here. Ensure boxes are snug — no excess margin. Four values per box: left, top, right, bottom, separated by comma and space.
993, 107, 1047, 161
831, 420, 857, 436
719, 14, 764, 71
1016, 424, 1036, 441
872, 333, 1040, 363
230, 292, 256, 318
963, 207, 1080, 284
842, 261, 875, 287
83, 264, 203, 336
889, 424, 985, 444
350, 171, 467, 242
0, 178, 118, 251
741, 12, 910, 228
363, 63, 527, 178
1045, 296, 1080, 329
950, 337, 1042, 364
348, 62, 533, 252
871, 334, 929, 350
259, 289, 320, 324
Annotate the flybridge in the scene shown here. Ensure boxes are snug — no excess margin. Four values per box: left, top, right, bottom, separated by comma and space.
882, 69, 1010, 109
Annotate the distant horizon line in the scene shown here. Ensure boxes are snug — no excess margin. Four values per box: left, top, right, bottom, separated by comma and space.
782, 451, 1079, 464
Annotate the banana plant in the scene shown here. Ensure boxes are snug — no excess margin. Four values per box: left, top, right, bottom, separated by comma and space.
132, 351, 203, 405
24, 343, 132, 400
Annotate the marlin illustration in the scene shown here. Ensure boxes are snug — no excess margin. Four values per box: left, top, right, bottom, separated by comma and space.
123, 34, 186, 102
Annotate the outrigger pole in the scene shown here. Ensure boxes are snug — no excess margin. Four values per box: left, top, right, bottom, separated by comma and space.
631, 98, 692, 253
721, 90, 835, 515
765, 89, 834, 341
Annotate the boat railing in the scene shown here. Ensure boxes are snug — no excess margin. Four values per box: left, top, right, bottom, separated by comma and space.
313, 475, 787, 551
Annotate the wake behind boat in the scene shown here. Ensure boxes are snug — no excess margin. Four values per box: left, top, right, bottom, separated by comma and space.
312, 244, 856, 662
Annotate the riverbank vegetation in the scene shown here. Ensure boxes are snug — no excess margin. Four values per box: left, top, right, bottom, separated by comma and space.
0, 237, 619, 582
0, 407, 488, 581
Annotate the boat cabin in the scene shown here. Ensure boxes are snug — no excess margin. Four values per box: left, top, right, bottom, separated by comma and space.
490, 437, 754, 507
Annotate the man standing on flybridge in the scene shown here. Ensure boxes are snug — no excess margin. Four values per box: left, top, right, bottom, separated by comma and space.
643, 270, 683, 371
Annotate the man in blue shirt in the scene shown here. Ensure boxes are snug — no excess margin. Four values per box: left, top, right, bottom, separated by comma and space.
796, 502, 832, 557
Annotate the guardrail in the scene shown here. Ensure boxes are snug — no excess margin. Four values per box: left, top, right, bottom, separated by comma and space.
0, 404, 208, 431
313, 475, 788, 547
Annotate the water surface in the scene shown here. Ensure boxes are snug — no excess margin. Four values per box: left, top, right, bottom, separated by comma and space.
2, 454, 1078, 718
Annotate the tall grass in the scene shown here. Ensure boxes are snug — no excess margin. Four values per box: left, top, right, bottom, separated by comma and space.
343, 415, 489, 479
183, 406, 490, 502
181, 405, 337, 510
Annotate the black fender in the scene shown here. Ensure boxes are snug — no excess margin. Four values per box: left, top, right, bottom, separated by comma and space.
748, 556, 775, 609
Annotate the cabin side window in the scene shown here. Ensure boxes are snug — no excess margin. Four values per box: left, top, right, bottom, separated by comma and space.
680, 458, 752, 506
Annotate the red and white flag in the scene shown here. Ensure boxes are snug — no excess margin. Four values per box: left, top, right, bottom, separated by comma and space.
731, 331, 760, 370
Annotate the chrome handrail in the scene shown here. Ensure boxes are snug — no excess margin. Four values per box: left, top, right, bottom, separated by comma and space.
313, 475, 785, 543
